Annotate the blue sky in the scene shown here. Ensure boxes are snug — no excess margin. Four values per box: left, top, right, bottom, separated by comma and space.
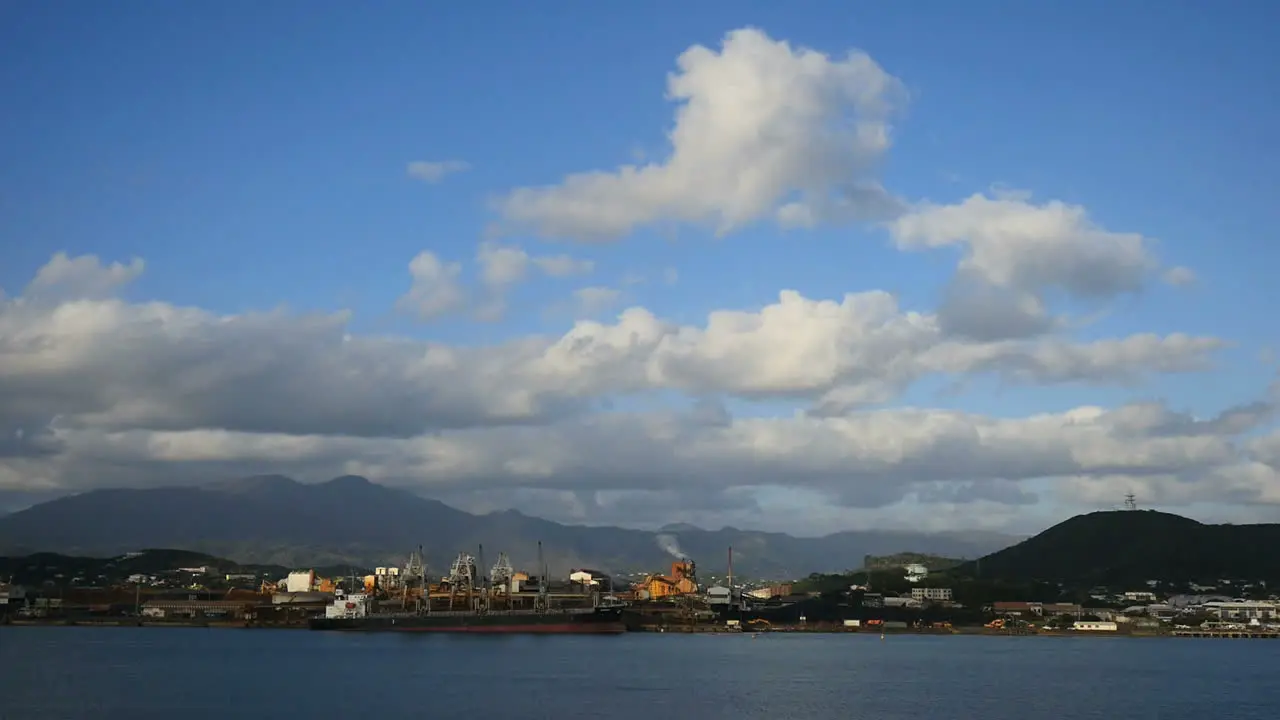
1, 1, 1278, 534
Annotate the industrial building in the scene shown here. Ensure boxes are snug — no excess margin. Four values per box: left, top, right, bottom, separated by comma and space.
140, 599, 256, 620
910, 587, 953, 603
1073, 621, 1119, 632
634, 560, 698, 600
1202, 600, 1280, 621
569, 569, 610, 589
705, 586, 732, 606
744, 583, 792, 600
992, 601, 1082, 618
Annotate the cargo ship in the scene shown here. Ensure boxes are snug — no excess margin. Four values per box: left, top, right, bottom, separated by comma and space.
309, 591, 627, 634
307, 544, 627, 635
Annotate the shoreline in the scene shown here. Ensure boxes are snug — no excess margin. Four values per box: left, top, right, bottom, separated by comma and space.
4, 619, 1275, 639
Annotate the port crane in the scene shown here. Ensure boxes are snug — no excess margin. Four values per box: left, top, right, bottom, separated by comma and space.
447, 552, 478, 611
402, 546, 427, 611
490, 552, 515, 610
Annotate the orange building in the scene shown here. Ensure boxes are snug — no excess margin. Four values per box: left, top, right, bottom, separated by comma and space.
635, 560, 698, 600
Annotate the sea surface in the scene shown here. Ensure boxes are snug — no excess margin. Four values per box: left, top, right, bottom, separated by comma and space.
1, 627, 1277, 719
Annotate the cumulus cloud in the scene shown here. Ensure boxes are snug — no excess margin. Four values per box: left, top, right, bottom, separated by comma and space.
892, 192, 1165, 297
495, 27, 905, 241
571, 286, 622, 317
474, 242, 594, 320
407, 160, 470, 183
15, 393, 1276, 524
0, 252, 1255, 531
0, 258, 1225, 441
891, 191, 1188, 341
24, 252, 144, 302
1163, 266, 1197, 287
396, 251, 465, 320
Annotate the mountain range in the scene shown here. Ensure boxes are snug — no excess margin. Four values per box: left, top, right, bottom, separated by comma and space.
0, 475, 1017, 578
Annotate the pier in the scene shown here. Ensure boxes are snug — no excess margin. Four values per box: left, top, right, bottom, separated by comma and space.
1172, 629, 1280, 639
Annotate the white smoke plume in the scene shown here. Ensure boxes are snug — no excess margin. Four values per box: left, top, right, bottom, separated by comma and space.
655, 533, 687, 560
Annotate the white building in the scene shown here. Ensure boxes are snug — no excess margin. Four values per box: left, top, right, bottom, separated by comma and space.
1074, 621, 1118, 632
1202, 600, 1280, 621
706, 586, 732, 605
0, 584, 25, 606
285, 570, 316, 593
569, 569, 602, 586
1123, 591, 1158, 602
911, 587, 953, 602
904, 564, 929, 583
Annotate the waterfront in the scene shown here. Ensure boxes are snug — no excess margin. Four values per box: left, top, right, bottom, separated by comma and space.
2, 627, 1278, 719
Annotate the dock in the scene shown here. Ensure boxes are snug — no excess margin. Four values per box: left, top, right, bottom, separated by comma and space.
1172, 629, 1280, 639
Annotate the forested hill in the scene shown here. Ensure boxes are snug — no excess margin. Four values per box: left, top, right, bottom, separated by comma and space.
952, 510, 1280, 585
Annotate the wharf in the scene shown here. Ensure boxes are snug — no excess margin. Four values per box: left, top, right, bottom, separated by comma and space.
1172, 629, 1280, 639
634, 624, 955, 635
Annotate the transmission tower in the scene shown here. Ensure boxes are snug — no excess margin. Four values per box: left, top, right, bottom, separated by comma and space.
1123, 492, 1138, 511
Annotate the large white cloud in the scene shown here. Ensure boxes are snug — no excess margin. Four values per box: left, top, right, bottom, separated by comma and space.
0, 252, 1266, 530
890, 191, 1192, 341
495, 27, 905, 241
2, 256, 1220, 442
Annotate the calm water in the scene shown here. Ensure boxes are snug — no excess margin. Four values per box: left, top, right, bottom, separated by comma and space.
1, 627, 1277, 719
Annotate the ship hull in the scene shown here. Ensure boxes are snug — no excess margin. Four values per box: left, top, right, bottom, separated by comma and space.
309, 607, 627, 634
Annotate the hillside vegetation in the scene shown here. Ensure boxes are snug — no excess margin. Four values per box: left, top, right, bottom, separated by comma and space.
0, 548, 368, 587
951, 510, 1280, 586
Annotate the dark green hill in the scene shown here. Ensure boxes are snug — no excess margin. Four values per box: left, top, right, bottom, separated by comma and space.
953, 510, 1280, 586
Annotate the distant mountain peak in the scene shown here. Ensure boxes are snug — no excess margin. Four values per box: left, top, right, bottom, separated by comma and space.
659, 523, 701, 533
324, 475, 374, 488
0, 475, 1021, 576
203, 474, 299, 494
